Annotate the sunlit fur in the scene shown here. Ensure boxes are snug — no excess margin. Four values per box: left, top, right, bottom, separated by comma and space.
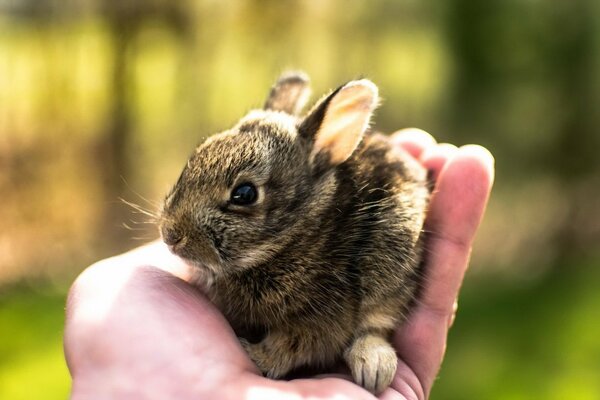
159, 73, 429, 393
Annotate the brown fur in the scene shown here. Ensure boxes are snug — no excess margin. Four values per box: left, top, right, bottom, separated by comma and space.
159, 73, 429, 393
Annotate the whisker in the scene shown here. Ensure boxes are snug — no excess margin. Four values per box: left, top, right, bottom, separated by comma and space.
120, 197, 159, 220
127, 220, 159, 226
130, 235, 158, 241
120, 176, 162, 208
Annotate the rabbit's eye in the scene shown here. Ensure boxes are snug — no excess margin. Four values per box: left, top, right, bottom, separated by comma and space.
230, 183, 258, 206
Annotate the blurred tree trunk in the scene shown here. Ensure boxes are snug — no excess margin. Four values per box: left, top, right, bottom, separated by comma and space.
547, 0, 600, 262
93, 7, 138, 253
444, 0, 600, 264
95, 1, 190, 253
551, 0, 598, 178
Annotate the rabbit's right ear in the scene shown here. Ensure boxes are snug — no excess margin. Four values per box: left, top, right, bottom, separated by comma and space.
264, 71, 311, 116
299, 79, 378, 171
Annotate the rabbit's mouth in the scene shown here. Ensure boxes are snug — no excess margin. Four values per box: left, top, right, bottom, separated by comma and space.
168, 245, 226, 278
161, 230, 223, 271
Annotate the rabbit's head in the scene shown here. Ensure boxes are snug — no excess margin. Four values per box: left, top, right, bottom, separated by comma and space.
159, 72, 379, 274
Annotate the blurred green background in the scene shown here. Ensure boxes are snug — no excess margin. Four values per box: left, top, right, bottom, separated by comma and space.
1, 1, 599, 399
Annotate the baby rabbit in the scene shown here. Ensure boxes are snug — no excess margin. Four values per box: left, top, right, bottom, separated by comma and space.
159, 72, 429, 394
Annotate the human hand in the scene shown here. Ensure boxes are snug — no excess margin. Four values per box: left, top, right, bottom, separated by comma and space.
64, 128, 494, 400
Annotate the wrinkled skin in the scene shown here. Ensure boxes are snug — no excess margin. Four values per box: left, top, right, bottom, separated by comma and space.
64, 129, 494, 400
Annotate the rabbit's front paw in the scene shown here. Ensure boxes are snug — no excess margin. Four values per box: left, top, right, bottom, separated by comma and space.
239, 338, 269, 373
344, 334, 397, 394
238, 336, 293, 379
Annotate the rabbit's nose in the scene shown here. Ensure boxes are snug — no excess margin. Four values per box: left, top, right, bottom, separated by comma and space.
161, 226, 184, 247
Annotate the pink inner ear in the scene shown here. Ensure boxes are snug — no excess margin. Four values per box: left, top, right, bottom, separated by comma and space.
312, 80, 378, 165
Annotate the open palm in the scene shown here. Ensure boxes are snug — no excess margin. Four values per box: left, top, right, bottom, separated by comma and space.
64, 129, 494, 400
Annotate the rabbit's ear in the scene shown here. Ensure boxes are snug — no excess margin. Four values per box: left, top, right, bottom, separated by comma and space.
300, 79, 378, 169
264, 71, 311, 115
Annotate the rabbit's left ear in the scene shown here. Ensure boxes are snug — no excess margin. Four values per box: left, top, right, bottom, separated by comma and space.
264, 71, 311, 115
299, 79, 379, 169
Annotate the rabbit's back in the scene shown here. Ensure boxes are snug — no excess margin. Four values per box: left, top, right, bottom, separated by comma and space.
341, 133, 428, 332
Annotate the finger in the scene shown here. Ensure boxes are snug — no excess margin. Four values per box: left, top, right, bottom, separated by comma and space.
390, 128, 437, 159
421, 144, 494, 314
121, 240, 193, 281
420, 143, 458, 182
394, 145, 494, 396
381, 359, 424, 400
422, 144, 494, 310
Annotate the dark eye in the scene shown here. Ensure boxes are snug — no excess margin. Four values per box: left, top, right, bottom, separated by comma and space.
230, 183, 258, 205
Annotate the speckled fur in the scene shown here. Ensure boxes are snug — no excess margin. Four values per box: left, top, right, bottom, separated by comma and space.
159, 73, 429, 393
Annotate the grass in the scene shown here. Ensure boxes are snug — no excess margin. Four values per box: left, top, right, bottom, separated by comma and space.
0, 285, 70, 399
0, 257, 598, 399
432, 257, 600, 400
